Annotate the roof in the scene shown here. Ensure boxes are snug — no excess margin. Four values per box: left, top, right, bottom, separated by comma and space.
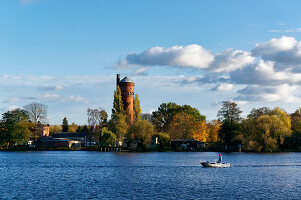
52, 132, 89, 138
120, 77, 134, 83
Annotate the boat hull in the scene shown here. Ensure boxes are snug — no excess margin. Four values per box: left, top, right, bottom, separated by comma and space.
201, 161, 230, 168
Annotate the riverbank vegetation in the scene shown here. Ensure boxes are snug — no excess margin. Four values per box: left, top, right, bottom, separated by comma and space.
0, 94, 300, 152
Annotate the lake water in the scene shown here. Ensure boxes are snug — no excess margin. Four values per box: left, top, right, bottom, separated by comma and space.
0, 151, 300, 200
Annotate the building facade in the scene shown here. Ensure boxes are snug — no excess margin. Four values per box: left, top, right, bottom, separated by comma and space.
116, 74, 135, 124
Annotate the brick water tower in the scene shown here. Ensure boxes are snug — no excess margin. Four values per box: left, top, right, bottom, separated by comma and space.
116, 74, 135, 124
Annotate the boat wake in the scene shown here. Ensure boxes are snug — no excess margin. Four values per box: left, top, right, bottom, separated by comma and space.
234, 163, 301, 167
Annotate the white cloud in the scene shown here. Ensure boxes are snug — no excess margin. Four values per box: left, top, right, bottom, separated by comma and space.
252, 36, 301, 65
269, 28, 301, 33
125, 44, 214, 69
61, 95, 89, 104
122, 45, 255, 73
211, 83, 234, 91
209, 49, 255, 73
230, 59, 301, 85
38, 85, 65, 91
8, 105, 19, 111
132, 67, 147, 76
235, 84, 299, 103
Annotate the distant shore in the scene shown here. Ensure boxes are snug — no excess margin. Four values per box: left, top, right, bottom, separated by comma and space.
1, 146, 300, 153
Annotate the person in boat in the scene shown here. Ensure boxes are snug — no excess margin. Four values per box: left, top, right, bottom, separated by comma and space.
218, 154, 222, 163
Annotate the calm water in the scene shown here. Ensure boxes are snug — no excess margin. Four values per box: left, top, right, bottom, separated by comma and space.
0, 151, 300, 200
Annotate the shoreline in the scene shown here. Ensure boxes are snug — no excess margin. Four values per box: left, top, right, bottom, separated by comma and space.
1, 147, 300, 153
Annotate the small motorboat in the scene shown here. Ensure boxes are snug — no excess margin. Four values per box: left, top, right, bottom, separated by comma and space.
201, 154, 230, 168
200, 161, 230, 168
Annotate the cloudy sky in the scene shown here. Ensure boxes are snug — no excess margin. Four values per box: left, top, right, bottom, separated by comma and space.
1, 0, 301, 124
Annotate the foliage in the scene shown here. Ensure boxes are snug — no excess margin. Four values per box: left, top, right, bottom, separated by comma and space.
99, 110, 108, 124
0, 109, 32, 147
62, 117, 69, 132
109, 86, 128, 141
133, 94, 141, 123
153, 132, 170, 148
99, 127, 116, 147
152, 102, 205, 132
68, 123, 78, 133
169, 112, 207, 142
247, 107, 272, 119
207, 120, 221, 143
127, 120, 156, 146
82, 125, 89, 133
49, 125, 62, 135
111, 86, 124, 121
239, 115, 291, 152
217, 101, 242, 147
270, 107, 291, 131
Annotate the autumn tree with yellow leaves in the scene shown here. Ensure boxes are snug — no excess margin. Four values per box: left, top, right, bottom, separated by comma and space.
169, 112, 207, 142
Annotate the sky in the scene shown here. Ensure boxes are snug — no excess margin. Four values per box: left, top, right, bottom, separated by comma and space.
1, 0, 301, 124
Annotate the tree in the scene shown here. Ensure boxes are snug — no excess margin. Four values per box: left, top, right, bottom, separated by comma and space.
99, 127, 116, 147
62, 117, 69, 132
69, 123, 78, 133
49, 125, 62, 135
87, 108, 107, 127
24, 102, 47, 139
76, 126, 82, 133
127, 120, 156, 147
207, 120, 221, 143
247, 107, 272, 119
168, 112, 207, 142
217, 101, 242, 148
270, 107, 291, 132
82, 125, 89, 133
111, 86, 124, 122
109, 86, 128, 142
100, 110, 108, 124
153, 132, 170, 148
133, 94, 141, 123
239, 115, 291, 152
290, 108, 301, 150
0, 109, 32, 147
152, 102, 205, 132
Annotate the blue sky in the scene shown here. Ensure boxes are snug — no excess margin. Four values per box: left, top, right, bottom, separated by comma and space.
1, 0, 301, 124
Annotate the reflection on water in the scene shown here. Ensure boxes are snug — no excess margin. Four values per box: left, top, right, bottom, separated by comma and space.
0, 152, 300, 199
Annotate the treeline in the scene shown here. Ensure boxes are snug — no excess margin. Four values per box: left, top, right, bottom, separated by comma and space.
211, 101, 300, 152
0, 93, 300, 152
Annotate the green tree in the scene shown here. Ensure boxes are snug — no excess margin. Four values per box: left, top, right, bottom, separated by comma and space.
247, 107, 272, 119
217, 101, 242, 148
127, 120, 155, 147
239, 115, 291, 152
62, 117, 69, 132
109, 86, 128, 142
82, 125, 89, 133
153, 132, 170, 148
76, 125, 82, 132
49, 125, 62, 135
100, 110, 108, 125
133, 94, 141, 123
0, 109, 31, 147
99, 127, 116, 147
288, 108, 301, 150
152, 102, 205, 132
111, 86, 124, 121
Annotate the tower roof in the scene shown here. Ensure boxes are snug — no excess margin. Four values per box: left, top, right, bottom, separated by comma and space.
120, 77, 134, 83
